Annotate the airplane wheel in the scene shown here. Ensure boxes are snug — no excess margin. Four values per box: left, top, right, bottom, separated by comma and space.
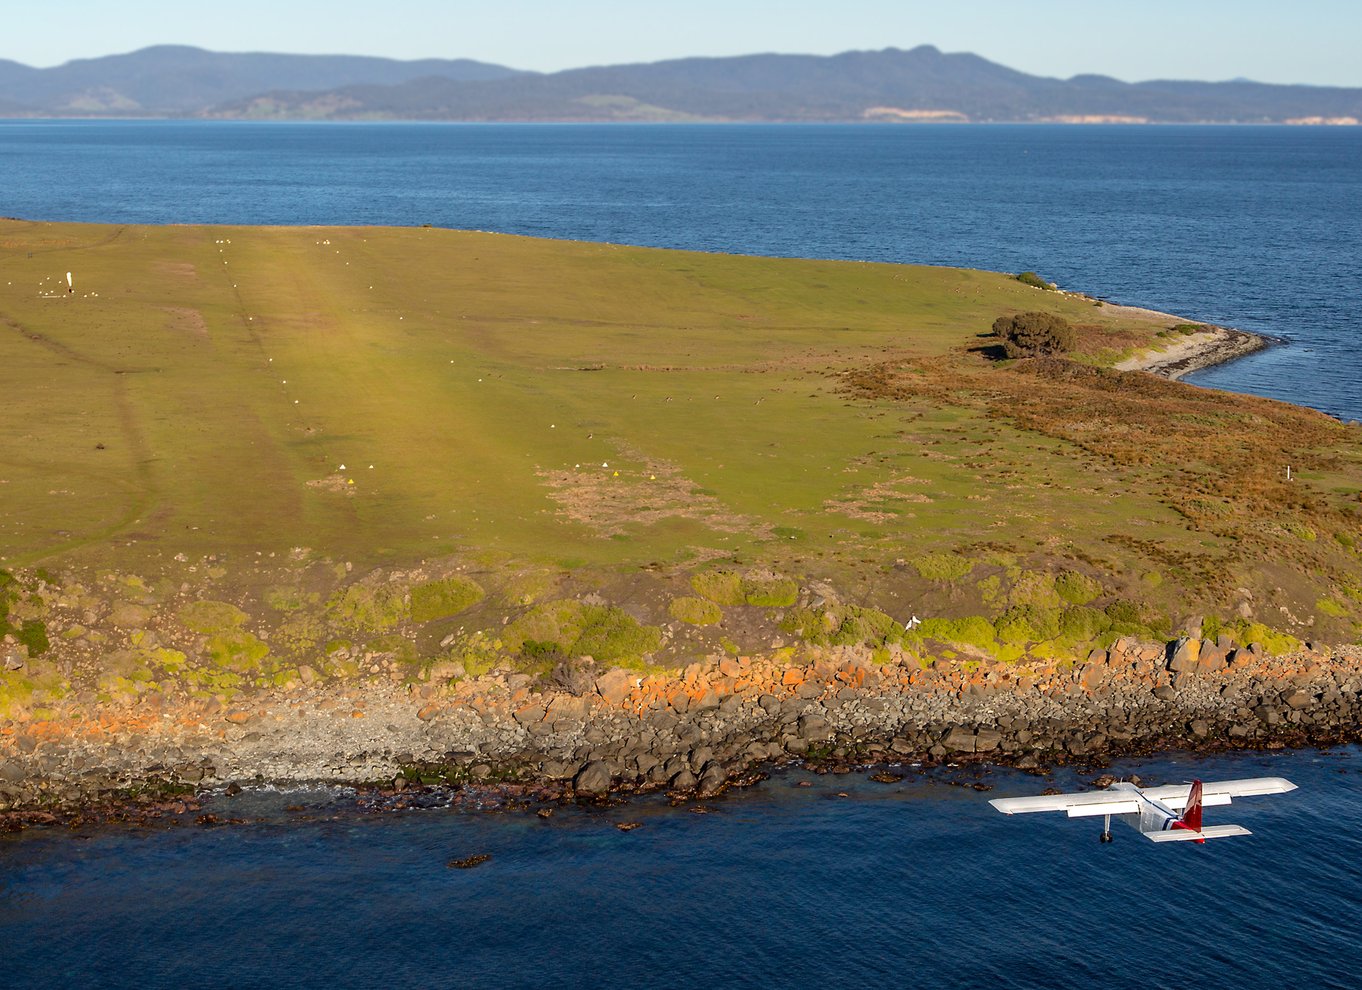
1099, 832, 1113, 843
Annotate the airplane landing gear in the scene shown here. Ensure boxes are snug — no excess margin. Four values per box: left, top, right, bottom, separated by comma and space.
1100, 814, 1113, 843
1099, 831, 1113, 843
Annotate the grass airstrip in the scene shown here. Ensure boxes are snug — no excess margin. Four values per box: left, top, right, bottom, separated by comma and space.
2, 219, 1361, 695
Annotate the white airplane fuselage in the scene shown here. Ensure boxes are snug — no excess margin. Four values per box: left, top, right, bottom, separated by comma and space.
1107, 781, 1184, 835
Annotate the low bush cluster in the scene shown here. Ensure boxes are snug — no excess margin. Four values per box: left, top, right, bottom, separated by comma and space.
505, 600, 662, 666
691, 570, 798, 607
669, 596, 723, 626
741, 575, 798, 607
916, 616, 997, 651
1015, 271, 1054, 290
1055, 570, 1103, 606
779, 604, 904, 648
326, 583, 409, 633
690, 570, 745, 605
992, 311, 1076, 358
911, 553, 975, 584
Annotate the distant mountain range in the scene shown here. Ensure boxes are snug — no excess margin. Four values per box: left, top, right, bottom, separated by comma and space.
0, 46, 517, 114
1, 44, 1359, 124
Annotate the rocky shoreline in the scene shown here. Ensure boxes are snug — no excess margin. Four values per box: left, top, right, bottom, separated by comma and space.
4, 633, 1360, 830
1117, 325, 1271, 380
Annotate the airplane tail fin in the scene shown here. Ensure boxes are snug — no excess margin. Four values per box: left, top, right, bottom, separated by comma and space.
1181, 779, 1204, 832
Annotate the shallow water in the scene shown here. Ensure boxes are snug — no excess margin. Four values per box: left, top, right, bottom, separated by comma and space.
3, 748, 1360, 990
2, 121, 1360, 419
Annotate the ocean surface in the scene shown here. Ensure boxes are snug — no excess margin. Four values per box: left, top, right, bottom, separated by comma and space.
2, 751, 1362, 990
3, 752, 1361, 990
1, 121, 1360, 420
3, 121, 1362, 988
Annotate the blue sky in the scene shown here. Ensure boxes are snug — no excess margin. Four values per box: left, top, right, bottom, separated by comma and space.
9, 0, 1362, 86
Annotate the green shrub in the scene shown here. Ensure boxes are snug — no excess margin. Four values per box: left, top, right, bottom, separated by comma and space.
1006, 571, 1062, 610
1103, 599, 1164, 638
436, 630, 501, 679
995, 605, 1060, 644
741, 576, 798, 607
505, 601, 661, 664
912, 553, 975, 584
205, 629, 270, 672
828, 606, 902, 647
504, 601, 589, 653
669, 596, 722, 626
779, 605, 901, 647
690, 570, 745, 605
779, 607, 831, 642
1055, 570, 1102, 606
992, 311, 1076, 358
521, 639, 564, 661
976, 574, 1003, 605
1057, 606, 1110, 643
326, 583, 409, 633
16, 619, 49, 657
918, 616, 996, 651
411, 576, 485, 622
574, 607, 664, 663
1170, 323, 1205, 335
1225, 621, 1300, 655
1016, 271, 1054, 290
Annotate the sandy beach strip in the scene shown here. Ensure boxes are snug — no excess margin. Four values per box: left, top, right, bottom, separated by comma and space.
1115, 325, 1270, 380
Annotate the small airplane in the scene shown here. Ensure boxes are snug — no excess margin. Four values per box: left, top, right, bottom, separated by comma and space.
989, 776, 1297, 843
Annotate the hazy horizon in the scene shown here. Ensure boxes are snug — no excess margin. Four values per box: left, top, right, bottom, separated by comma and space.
5, 0, 1361, 88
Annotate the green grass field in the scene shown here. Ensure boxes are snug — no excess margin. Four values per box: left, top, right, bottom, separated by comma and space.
2, 219, 1360, 692
0, 220, 1167, 569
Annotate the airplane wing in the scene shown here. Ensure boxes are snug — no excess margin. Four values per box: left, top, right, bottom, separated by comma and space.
1141, 777, 1296, 810
989, 792, 1141, 818
1146, 824, 1253, 842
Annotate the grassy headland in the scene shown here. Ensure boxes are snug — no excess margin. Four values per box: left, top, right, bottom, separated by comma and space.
1, 219, 1360, 717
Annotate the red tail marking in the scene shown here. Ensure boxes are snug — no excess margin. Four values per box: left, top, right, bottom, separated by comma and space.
1182, 779, 1204, 831
1171, 779, 1206, 842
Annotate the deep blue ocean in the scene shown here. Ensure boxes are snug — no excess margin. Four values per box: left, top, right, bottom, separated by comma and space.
3, 122, 1362, 988
3, 753, 1361, 990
